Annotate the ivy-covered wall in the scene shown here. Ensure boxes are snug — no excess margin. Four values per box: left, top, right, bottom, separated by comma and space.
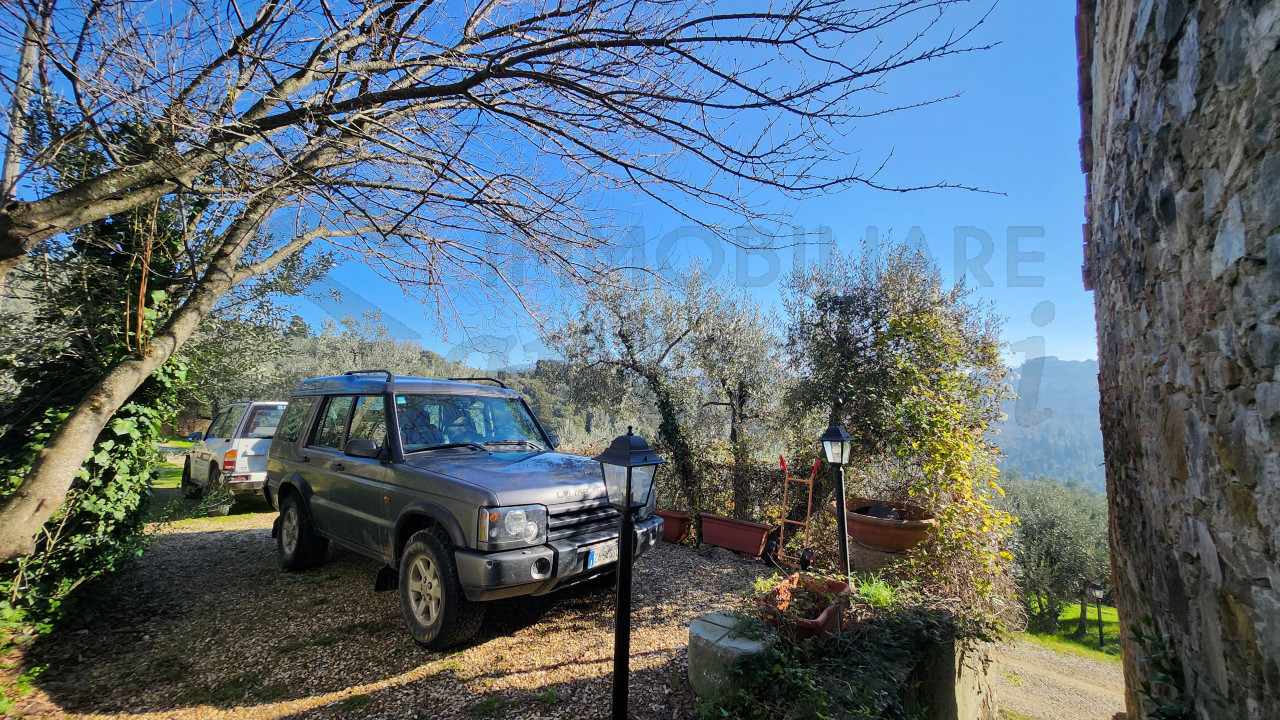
1081, 0, 1280, 717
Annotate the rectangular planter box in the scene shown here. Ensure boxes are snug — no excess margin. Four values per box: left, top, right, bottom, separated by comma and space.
655, 509, 690, 544
701, 513, 771, 556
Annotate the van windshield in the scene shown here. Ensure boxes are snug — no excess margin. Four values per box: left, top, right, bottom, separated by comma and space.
396, 394, 547, 453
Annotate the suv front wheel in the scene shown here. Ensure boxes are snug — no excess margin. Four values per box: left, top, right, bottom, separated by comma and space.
399, 528, 484, 649
277, 492, 328, 570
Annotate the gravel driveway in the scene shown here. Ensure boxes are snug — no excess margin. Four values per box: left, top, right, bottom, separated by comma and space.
16, 503, 770, 720
992, 641, 1125, 720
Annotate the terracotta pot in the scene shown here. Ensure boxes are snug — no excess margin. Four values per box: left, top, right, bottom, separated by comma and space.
700, 513, 772, 556
824, 497, 937, 552
757, 572, 850, 643
655, 509, 690, 544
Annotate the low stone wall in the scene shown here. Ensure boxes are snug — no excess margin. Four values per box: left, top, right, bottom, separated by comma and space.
687, 611, 997, 720
904, 638, 998, 720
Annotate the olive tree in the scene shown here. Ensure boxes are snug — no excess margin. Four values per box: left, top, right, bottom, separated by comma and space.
0, 0, 992, 560
997, 472, 1110, 632
783, 244, 1015, 606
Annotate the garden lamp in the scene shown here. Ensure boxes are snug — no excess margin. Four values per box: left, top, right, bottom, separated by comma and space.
819, 425, 853, 577
819, 424, 853, 466
1090, 583, 1106, 647
594, 427, 665, 720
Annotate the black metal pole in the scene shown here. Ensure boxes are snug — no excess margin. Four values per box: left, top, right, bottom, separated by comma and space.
1096, 597, 1104, 647
612, 470, 635, 720
833, 464, 850, 577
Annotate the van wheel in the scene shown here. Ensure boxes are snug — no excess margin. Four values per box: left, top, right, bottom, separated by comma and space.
180, 460, 202, 499
399, 528, 484, 649
277, 493, 328, 570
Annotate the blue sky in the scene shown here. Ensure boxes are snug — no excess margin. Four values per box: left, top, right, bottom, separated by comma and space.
288, 0, 1096, 369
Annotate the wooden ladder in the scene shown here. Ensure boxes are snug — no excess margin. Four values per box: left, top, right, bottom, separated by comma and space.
776, 457, 819, 566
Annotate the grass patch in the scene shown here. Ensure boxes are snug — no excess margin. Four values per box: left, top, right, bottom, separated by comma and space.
336, 694, 371, 711
854, 576, 898, 609
469, 696, 510, 717
152, 463, 184, 490
275, 640, 307, 655
311, 636, 337, 647
998, 709, 1041, 720
531, 688, 557, 705
1024, 603, 1122, 663
161, 436, 196, 450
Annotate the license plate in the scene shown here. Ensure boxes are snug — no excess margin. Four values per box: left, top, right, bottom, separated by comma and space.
586, 540, 620, 569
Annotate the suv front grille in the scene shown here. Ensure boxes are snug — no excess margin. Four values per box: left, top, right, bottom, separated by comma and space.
548, 498, 619, 541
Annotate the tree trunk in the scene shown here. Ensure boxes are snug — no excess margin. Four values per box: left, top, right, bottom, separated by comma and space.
1070, 587, 1090, 638
0, 18, 39, 202
0, 199, 274, 562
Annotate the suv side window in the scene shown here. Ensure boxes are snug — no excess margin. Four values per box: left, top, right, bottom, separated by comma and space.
206, 410, 237, 439
310, 396, 354, 449
276, 397, 316, 443
348, 396, 387, 448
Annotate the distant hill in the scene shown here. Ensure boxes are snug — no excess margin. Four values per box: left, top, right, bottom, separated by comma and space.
991, 357, 1106, 492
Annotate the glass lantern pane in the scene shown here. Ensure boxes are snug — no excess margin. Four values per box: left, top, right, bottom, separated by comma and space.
822, 440, 838, 464
630, 465, 656, 507
601, 463, 629, 508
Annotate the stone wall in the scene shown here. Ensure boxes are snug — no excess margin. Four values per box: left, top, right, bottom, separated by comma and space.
1081, 1, 1280, 718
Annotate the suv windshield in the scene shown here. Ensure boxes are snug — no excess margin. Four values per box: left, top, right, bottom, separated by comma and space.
396, 394, 546, 453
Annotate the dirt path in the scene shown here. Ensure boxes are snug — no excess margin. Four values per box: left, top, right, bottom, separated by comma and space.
8, 508, 769, 720
993, 640, 1125, 720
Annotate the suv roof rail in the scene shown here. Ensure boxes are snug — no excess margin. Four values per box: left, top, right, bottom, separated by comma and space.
344, 369, 393, 381
447, 376, 509, 389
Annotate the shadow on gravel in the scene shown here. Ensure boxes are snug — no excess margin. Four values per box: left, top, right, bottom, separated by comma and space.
21, 520, 704, 719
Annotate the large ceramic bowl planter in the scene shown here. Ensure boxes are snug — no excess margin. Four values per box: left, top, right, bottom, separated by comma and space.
757, 572, 850, 643
824, 498, 937, 553
655, 509, 690, 544
701, 513, 771, 556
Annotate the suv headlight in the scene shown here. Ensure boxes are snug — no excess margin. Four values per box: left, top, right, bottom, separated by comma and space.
479, 505, 547, 548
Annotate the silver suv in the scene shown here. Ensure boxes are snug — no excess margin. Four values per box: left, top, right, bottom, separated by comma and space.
264, 371, 663, 648
184, 401, 287, 509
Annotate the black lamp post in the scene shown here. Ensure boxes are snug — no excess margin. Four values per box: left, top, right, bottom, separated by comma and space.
819, 425, 854, 577
594, 427, 665, 720
1090, 583, 1106, 647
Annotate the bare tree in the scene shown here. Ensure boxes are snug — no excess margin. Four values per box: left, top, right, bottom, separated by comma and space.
0, 0, 991, 560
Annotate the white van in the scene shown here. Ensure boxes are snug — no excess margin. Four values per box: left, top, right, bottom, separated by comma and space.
183, 401, 287, 509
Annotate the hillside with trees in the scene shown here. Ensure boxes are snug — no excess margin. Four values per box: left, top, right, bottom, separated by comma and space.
991, 358, 1105, 492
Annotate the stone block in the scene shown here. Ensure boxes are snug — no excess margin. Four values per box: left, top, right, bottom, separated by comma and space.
687, 611, 770, 700
850, 539, 905, 573
903, 638, 998, 720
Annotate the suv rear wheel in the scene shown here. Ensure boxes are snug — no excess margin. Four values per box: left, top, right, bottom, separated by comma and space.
399, 528, 484, 649
277, 492, 328, 570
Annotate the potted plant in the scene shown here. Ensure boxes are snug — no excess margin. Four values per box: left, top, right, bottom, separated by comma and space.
655, 508, 691, 543
756, 572, 850, 643
824, 497, 936, 553
701, 512, 772, 556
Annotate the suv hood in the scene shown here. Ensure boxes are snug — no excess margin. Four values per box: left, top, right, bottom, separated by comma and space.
401, 450, 606, 507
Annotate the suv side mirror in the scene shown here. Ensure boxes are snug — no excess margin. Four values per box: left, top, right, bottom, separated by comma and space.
345, 438, 381, 459
188, 432, 203, 442
547, 434, 560, 449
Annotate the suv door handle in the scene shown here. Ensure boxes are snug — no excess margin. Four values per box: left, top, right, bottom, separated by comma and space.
332, 462, 344, 471
300, 455, 310, 463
